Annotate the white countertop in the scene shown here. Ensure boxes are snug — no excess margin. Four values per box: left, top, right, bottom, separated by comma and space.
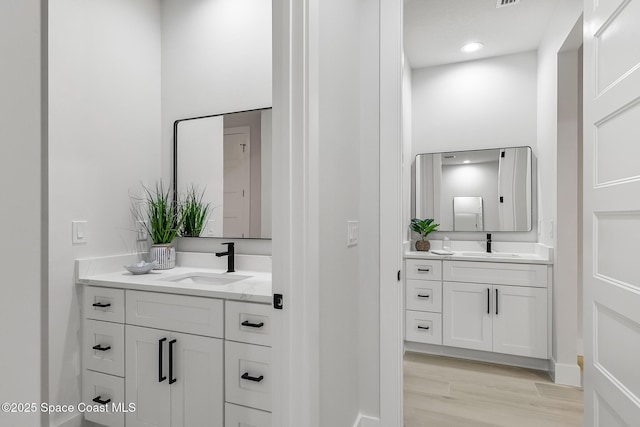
76, 253, 272, 303
404, 250, 552, 264
404, 241, 553, 265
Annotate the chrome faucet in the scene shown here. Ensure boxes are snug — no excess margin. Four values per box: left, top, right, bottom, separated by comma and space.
486, 233, 492, 253
216, 242, 235, 273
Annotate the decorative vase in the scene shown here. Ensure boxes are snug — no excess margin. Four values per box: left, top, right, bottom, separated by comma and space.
415, 239, 430, 252
150, 243, 175, 269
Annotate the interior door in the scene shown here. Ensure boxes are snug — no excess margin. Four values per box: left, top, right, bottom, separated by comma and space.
170, 332, 223, 427
442, 282, 493, 352
125, 325, 171, 427
223, 126, 251, 238
583, 0, 640, 425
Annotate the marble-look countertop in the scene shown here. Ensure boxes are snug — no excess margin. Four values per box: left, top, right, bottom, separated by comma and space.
76, 253, 272, 303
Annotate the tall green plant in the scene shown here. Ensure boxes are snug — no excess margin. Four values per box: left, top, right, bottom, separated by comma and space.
135, 182, 183, 244
410, 218, 439, 240
180, 186, 210, 237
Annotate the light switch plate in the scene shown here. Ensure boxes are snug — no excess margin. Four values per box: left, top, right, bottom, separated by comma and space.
72, 220, 88, 244
347, 220, 358, 246
206, 220, 216, 236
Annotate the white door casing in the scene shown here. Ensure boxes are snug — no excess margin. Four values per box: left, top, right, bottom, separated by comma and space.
583, 0, 640, 425
224, 126, 251, 238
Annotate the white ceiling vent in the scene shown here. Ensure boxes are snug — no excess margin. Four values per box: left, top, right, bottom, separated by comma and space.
496, 0, 520, 8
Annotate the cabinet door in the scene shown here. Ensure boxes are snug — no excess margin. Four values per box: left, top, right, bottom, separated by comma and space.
126, 325, 171, 427
492, 285, 548, 359
443, 282, 492, 352
170, 332, 223, 427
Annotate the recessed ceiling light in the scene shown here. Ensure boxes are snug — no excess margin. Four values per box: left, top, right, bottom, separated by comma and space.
461, 42, 484, 53
463, 160, 471, 164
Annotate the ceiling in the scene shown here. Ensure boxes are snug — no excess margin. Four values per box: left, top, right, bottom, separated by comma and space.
404, 0, 561, 69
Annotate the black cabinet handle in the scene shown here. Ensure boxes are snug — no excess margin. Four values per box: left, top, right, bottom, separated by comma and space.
158, 338, 167, 383
92, 302, 111, 308
92, 344, 111, 352
417, 294, 430, 299
169, 339, 177, 384
241, 372, 264, 382
241, 320, 265, 328
487, 288, 490, 314
417, 268, 430, 272
495, 289, 499, 315
417, 325, 430, 330
92, 396, 111, 405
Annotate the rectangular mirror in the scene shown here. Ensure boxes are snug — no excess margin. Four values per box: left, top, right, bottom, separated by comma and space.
415, 146, 532, 232
174, 107, 272, 239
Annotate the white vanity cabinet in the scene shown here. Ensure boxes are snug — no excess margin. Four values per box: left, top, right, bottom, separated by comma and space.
442, 261, 548, 359
82, 286, 271, 427
124, 291, 224, 427
405, 256, 551, 362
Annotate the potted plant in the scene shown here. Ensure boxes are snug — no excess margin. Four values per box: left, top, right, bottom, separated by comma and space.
135, 182, 183, 269
410, 218, 439, 251
180, 185, 210, 237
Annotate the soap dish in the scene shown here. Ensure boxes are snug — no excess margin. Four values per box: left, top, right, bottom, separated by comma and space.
124, 261, 157, 275
431, 250, 454, 255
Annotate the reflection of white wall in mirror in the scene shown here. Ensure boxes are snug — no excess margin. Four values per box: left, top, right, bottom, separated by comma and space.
223, 127, 251, 238
177, 116, 224, 236
261, 110, 272, 238
441, 162, 499, 230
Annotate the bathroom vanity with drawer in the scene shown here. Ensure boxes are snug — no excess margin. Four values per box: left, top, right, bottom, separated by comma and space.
404, 245, 553, 368
77, 254, 273, 427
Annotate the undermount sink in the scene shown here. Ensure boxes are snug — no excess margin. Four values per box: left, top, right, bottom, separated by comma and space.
459, 252, 520, 258
163, 272, 251, 286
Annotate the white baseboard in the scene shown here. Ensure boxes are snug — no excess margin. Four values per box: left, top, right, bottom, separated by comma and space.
352, 414, 381, 427
550, 357, 582, 387
53, 413, 82, 427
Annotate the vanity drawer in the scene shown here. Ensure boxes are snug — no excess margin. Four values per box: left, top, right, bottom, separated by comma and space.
405, 311, 442, 345
82, 370, 125, 427
443, 261, 547, 287
406, 279, 442, 313
83, 319, 125, 377
84, 287, 125, 323
225, 341, 272, 412
226, 301, 272, 347
126, 290, 223, 338
405, 259, 442, 281
225, 403, 271, 427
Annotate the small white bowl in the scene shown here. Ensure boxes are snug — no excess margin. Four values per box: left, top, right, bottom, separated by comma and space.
124, 261, 157, 275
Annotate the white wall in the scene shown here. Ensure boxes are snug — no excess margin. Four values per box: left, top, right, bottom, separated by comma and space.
0, 1, 46, 426
536, 0, 582, 385
48, 1, 162, 425
161, 0, 271, 188
261, 110, 273, 238
411, 51, 538, 156
177, 116, 224, 235
317, 0, 361, 423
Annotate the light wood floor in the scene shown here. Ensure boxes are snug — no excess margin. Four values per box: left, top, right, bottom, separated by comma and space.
404, 352, 584, 427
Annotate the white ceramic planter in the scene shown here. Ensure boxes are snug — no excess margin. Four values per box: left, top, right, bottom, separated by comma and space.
150, 243, 175, 269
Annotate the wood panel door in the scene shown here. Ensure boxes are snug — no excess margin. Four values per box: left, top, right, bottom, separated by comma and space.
584, 0, 640, 424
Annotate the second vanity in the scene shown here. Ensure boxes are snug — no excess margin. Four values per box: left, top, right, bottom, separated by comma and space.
76, 253, 272, 427
404, 242, 553, 370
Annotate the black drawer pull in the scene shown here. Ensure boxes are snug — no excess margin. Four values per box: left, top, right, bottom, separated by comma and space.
241, 372, 264, 383
169, 339, 177, 384
159, 338, 167, 383
417, 294, 430, 299
92, 344, 111, 352
92, 396, 111, 405
417, 325, 430, 330
92, 302, 111, 308
241, 320, 265, 328
417, 268, 430, 272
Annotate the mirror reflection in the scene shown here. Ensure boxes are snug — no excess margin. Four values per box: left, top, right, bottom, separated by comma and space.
415, 146, 532, 232
175, 108, 272, 239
